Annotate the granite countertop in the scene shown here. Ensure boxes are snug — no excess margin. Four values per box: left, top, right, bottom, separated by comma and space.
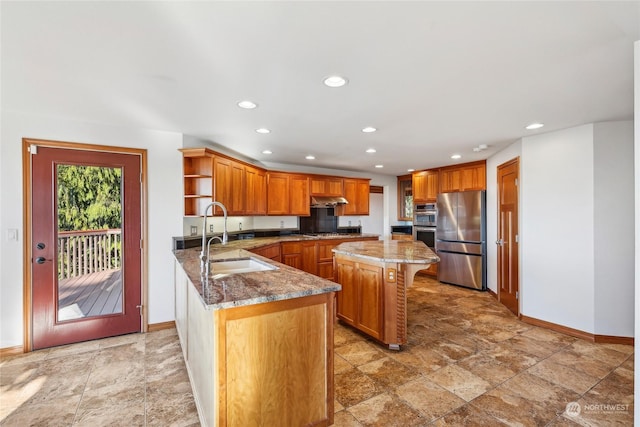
173, 234, 378, 310
332, 240, 440, 264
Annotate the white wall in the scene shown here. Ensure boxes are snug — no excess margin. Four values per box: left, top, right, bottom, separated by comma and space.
593, 121, 634, 337
633, 39, 639, 424
521, 125, 596, 333
0, 111, 183, 348
486, 140, 522, 294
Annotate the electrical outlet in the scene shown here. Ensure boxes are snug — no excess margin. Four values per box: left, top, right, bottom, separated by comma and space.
239, 222, 243, 231
209, 224, 214, 233
190, 226, 198, 236
280, 220, 284, 228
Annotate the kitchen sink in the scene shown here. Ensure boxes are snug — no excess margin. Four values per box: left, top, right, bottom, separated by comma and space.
209, 257, 278, 275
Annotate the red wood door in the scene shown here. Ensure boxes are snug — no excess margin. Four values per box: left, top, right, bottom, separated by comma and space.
497, 158, 519, 316
31, 146, 142, 349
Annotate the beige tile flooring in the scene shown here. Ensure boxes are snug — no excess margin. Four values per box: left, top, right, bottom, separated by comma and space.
1, 275, 634, 426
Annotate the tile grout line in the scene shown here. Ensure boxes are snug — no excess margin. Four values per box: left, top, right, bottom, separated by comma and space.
69, 347, 99, 426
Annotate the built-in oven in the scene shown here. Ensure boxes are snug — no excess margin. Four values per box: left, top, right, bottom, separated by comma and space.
413, 203, 437, 227
413, 226, 436, 250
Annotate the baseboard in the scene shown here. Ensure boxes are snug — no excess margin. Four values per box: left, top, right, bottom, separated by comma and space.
0, 345, 24, 359
487, 288, 497, 299
147, 320, 176, 332
519, 314, 634, 345
593, 334, 634, 346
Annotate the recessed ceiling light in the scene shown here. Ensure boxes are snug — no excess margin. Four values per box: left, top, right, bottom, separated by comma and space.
362, 127, 377, 133
375, 164, 384, 168
407, 169, 415, 172
365, 148, 377, 154
451, 154, 462, 160
305, 155, 315, 160
237, 100, 257, 109
525, 122, 544, 130
262, 150, 272, 155
323, 75, 348, 88
255, 128, 270, 134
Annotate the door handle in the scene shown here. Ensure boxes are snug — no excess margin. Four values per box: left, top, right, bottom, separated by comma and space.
495, 239, 504, 246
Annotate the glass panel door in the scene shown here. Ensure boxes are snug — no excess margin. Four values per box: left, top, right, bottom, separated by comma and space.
56, 165, 123, 321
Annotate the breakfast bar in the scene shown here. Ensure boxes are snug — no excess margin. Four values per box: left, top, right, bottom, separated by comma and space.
332, 240, 439, 350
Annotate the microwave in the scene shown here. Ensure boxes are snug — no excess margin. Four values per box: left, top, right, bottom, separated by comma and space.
414, 203, 437, 227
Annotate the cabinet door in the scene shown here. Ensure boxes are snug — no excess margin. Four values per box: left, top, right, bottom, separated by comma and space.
412, 172, 427, 203
230, 161, 245, 215
267, 172, 290, 215
440, 168, 461, 193
289, 175, 310, 216
425, 171, 439, 202
335, 258, 357, 325
338, 179, 370, 215
310, 177, 343, 196
245, 166, 267, 215
461, 164, 486, 191
356, 263, 383, 340
301, 242, 317, 275
213, 157, 233, 215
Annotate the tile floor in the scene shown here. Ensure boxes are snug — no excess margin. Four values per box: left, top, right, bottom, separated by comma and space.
1, 275, 634, 426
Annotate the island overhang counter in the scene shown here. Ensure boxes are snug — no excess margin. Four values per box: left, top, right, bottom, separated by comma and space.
332, 240, 440, 350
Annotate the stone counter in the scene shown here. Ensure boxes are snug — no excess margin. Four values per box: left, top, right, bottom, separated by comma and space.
173, 234, 378, 310
332, 239, 439, 264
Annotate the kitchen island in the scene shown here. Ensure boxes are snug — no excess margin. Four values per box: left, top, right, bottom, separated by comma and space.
173, 244, 341, 427
332, 240, 439, 350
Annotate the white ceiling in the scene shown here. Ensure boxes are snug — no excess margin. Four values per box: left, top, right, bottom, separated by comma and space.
2, 1, 638, 176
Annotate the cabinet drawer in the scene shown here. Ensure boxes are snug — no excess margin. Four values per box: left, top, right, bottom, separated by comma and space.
281, 242, 302, 254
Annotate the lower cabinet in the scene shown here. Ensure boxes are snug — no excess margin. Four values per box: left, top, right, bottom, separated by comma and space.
335, 258, 383, 340
174, 260, 335, 427
281, 237, 378, 280
248, 243, 281, 262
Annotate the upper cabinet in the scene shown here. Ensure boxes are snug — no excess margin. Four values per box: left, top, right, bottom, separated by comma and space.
245, 166, 267, 215
336, 178, 370, 216
267, 172, 310, 216
180, 148, 215, 217
397, 174, 413, 221
412, 170, 438, 203
439, 161, 486, 193
180, 148, 268, 217
310, 176, 343, 197
180, 148, 371, 217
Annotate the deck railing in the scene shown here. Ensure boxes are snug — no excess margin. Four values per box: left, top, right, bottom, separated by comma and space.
57, 229, 122, 280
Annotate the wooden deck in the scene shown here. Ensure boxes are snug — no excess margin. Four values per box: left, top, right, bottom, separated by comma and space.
58, 268, 122, 320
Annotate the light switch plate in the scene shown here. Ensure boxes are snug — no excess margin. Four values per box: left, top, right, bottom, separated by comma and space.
7, 229, 18, 241
190, 226, 198, 236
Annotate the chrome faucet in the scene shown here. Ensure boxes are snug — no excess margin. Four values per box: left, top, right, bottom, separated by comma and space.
200, 201, 228, 277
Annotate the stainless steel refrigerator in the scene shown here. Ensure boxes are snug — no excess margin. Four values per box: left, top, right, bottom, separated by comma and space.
436, 190, 486, 290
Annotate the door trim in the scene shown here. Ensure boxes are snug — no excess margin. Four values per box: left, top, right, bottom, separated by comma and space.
22, 138, 148, 352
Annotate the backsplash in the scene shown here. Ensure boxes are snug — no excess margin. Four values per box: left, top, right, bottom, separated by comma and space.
182, 215, 298, 237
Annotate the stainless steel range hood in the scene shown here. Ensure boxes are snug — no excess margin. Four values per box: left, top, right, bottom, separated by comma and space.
310, 196, 349, 207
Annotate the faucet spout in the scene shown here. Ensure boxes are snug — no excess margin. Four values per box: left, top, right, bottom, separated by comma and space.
200, 201, 229, 277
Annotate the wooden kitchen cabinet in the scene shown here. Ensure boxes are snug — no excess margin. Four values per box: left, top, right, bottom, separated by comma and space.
310, 176, 344, 197
335, 258, 383, 340
439, 161, 486, 193
336, 178, 370, 215
281, 241, 303, 269
266, 172, 310, 216
397, 174, 413, 221
412, 169, 438, 203
245, 165, 267, 215
175, 259, 334, 427
180, 148, 215, 217
249, 243, 281, 262
180, 148, 268, 217
214, 156, 245, 216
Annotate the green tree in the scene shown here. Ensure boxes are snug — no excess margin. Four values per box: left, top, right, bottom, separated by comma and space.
57, 165, 122, 231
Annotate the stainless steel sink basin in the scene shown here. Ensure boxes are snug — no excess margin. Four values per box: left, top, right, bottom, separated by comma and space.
209, 257, 278, 275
